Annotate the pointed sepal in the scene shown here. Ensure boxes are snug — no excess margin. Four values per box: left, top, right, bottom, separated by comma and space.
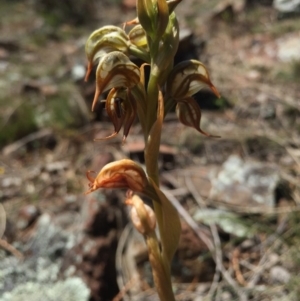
176, 97, 219, 137
166, 60, 220, 100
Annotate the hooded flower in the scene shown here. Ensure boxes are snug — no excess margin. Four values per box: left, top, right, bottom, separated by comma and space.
91, 51, 140, 111
166, 59, 221, 137
85, 159, 149, 194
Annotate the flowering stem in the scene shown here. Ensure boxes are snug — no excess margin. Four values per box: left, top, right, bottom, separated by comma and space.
145, 66, 176, 301
146, 232, 176, 301
146, 68, 159, 137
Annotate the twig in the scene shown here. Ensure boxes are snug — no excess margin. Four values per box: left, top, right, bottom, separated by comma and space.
2, 128, 53, 156
0, 239, 24, 260
232, 248, 247, 286
0, 203, 6, 239
247, 219, 287, 288
184, 176, 248, 301
113, 276, 138, 301
116, 224, 133, 301
176, 276, 199, 301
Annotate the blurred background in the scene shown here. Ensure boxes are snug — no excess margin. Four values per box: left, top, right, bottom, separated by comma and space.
0, 0, 300, 300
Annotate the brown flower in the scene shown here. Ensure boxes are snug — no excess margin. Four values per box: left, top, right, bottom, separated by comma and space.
85, 159, 148, 194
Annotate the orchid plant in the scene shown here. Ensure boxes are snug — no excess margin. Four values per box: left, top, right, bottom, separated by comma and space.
84, 0, 220, 300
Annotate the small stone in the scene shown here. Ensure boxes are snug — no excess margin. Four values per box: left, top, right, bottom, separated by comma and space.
45, 161, 69, 172
241, 239, 256, 249
274, 0, 300, 13
40, 84, 58, 96
71, 64, 86, 81
246, 70, 261, 81
1, 177, 22, 188
276, 33, 300, 62
17, 205, 40, 230
221, 291, 233, 301
270, 266, 291, 284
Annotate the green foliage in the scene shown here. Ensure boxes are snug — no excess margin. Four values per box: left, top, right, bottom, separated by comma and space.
34, 0, 97, 26
0, 101, 37, 147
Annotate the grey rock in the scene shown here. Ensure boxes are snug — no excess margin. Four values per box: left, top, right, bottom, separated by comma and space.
0, 214, 77, 296
193, 209, 252, 237
0, 278, 90, 301
276, 33, 300, 62
274, 0, 300, 12
210, 155, 279, 208
270, 266, 291, 284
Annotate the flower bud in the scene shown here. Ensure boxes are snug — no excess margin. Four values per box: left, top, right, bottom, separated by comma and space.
156, 0, 170, 41
166, 60, 220, 100
85, 26, 129, 81
128, 25, 148, 49
137, 0, 169, 43
126, 195, 156, 235
152, 12, 179, 76
137, 0, 156, 37
92, 51, 140, 111
85, 159, 148, 194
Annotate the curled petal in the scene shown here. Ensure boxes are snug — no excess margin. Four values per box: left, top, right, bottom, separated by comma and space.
92, 51, 140, 111
85, 159, 149, 194
85, 26, 129, 81
122, 90, 137, 143
166, 60, 220, 100
94, 88, 137, 142
176, 97, 219, 137
94, 88, 126, 141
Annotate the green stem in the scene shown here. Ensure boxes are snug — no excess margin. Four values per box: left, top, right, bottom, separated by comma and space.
146, 233, 176, 301
144, 68, 176, 301
146, 68, 159, 139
